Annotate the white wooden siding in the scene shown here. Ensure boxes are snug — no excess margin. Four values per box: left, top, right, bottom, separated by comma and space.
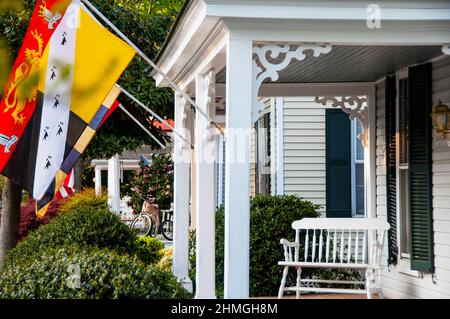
375, 56, 450, 299
283, 97, 326, 213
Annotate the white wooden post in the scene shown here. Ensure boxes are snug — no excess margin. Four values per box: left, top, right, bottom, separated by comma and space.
95, 167, 102, 196
224, 36, 253, 299
367, 87, 377, 219
107, 155, 120, 213
366, 88, 378, 264
276, 97, 285, 195
173, 93, 193, 292
195, 70, 217, 299
270, 98, 277, 195
217, 134, 225, 206
190, 148, 197, 230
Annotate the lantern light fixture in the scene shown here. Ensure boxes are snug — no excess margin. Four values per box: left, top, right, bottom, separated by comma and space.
431, 100, 450, 144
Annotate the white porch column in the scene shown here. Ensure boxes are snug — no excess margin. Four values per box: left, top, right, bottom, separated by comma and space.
194, 70, 217, 299
366, 88, 377, 220
173, 94, 193, 292
224, 36, 253, 299
276, 97, 285, 195
107, 155, 120, 213
95, 167, 102, 196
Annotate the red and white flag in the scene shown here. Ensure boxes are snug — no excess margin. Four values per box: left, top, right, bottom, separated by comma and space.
55, 168, 75, 199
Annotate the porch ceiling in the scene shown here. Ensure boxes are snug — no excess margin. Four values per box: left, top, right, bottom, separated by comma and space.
216, 45, 443, 84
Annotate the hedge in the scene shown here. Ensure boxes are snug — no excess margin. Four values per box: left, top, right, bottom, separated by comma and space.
0, 246, 190, 299
6, 204, 137, 265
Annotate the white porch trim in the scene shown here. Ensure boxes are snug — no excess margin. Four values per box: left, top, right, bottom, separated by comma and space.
194, 70, 217, 299
224, 34, 253, 299
276, 97, 284, 196
107, 155, 120, 213
95, 167, 102, 196
173, 94, 193, 292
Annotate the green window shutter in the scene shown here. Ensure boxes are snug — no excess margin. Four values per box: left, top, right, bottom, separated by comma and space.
326, 109, 352, 218
408, 63, 434, 273
385, 75, 398, 265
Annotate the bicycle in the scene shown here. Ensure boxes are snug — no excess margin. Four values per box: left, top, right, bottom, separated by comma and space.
159, 209, 173, 241
144, 206, 173, 241
128, 190, 173, 240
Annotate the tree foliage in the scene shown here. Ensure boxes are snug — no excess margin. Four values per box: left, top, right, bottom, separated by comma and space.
0, 0, 183, 160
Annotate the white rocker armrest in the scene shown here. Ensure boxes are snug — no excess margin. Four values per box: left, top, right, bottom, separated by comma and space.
280, 239, 299, 247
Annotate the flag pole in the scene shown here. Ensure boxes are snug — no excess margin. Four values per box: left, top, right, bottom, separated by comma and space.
116, 84, 174, 131
80, 0, 225, 137
118, 103, 167, 149
116, 84, 193, 149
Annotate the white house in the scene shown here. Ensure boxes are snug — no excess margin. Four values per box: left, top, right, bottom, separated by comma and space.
151, 0, 450, 299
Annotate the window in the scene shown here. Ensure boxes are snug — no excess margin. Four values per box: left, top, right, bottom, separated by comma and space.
351, 119, 365, 217
397, 71, 411, 259
255, 112, 271, 194
386, 64, 434, 275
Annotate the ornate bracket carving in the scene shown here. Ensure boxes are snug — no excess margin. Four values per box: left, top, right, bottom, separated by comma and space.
177, 95, 191, 153
252, 43, 332, 121
315, 96, 369, 148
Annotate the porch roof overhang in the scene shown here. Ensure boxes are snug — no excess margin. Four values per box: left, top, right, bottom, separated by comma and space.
151, 0, 450, 91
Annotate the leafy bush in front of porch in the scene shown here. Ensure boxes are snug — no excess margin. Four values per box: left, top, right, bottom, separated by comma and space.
1, 195, 190, 299
135, 236, 165, 265
5, 204, 137, 265
58, 189, 108, 214
0, 246, 190, 299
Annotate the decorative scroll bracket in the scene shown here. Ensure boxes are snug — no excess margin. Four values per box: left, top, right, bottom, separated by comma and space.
315, 96, 369, 148
252, 43, 332, 122
442, 45, 450, 55
177, 95, 191, 154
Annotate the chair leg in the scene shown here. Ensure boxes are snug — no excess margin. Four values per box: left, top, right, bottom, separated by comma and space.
375, 269, 384, 299
278, 266, 289, 299
296, 267, 302, 299
365, 269, 373, 299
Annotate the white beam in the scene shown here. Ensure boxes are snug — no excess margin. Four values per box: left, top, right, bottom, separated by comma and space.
270, 98, 277, 195
195, 70, 217, 299
276, 97, 285, 195
173, 94, 193, 292
223, 20, 450, 45
107, 155, 120, 213
367, 87, 377, 219
95, 167, 102, 196
224, 35, 253, 299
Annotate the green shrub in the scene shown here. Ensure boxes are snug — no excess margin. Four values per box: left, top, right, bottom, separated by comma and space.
58, 189, 108, 214
216, 195, 322, 297
6, 204, 137, 265
135, 236, 165, 265
0, 246, 191, 299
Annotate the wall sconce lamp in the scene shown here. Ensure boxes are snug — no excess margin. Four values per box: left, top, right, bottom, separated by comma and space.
432, 100, 450, 145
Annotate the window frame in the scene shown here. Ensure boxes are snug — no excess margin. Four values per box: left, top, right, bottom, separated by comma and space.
351, 119, 365, 218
